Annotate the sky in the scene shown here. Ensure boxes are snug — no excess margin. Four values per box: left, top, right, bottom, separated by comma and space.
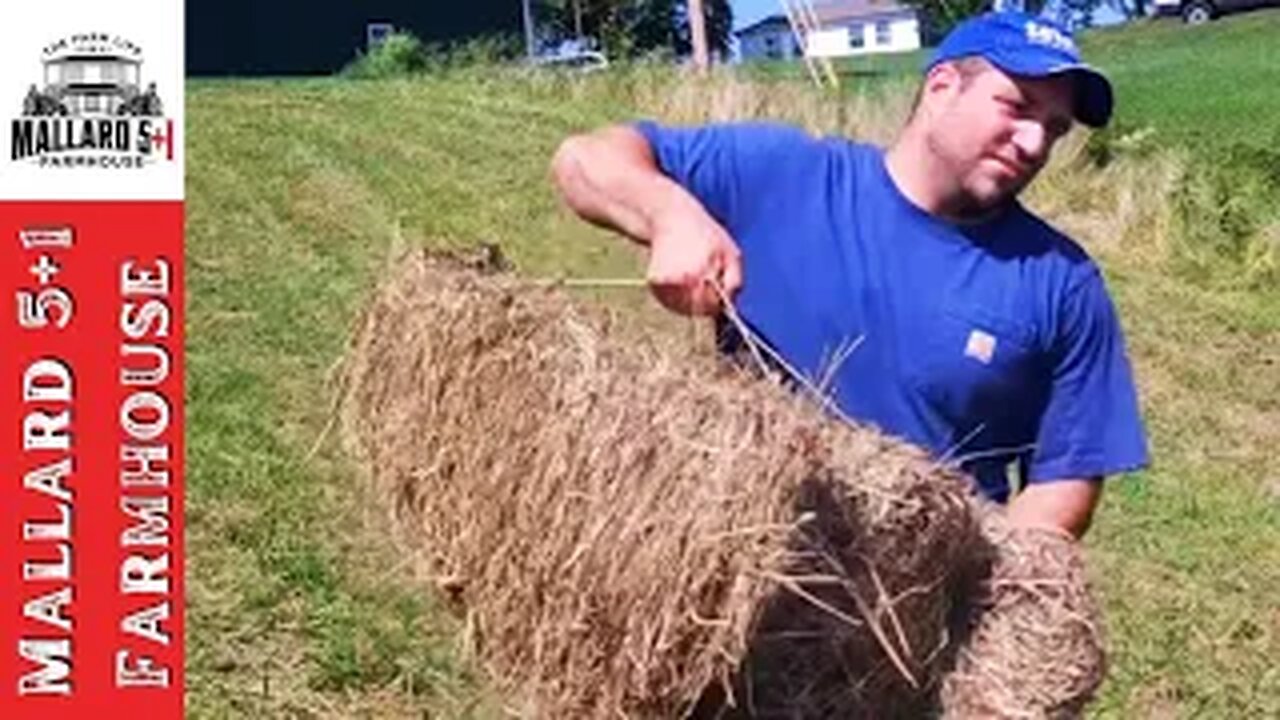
731, 0, 783, 30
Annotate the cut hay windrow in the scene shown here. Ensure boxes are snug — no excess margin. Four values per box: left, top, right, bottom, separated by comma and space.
340, 252, 1105, 718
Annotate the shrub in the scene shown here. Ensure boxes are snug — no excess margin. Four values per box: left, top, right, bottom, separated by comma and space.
342, 32, 524, 79
1172, 140, 1280, 287
343, 32, 429, 79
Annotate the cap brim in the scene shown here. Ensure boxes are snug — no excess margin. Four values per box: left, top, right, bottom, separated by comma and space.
985, 52, 1114, 128
1060, 66, 1113, 128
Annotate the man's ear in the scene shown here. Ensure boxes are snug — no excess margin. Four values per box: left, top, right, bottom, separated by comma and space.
920, 62, 964, 115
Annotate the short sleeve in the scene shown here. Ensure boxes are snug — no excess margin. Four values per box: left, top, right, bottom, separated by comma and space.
1028, 270, 1149, 482
631, 120, 817, 234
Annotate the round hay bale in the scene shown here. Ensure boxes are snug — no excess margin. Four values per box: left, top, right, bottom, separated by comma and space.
340, 251, 1105, 718
937, 515, 1107, 719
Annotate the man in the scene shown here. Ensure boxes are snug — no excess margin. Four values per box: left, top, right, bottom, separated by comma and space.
549, 12, 1148, 538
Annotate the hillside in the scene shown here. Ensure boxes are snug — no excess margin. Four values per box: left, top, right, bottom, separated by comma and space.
1084, 10, 1280, 150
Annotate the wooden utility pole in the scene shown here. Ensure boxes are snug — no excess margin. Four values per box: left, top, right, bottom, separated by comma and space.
573, 0, 584, 38
688, 0, 709, 71
522, 0, 536, 58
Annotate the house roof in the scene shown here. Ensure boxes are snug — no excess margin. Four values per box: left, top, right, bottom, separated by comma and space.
735, 0, 915, 37
734, 15, 792, 37
812, 0, 915, 23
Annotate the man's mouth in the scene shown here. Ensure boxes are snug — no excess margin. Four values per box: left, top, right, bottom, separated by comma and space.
987, 155, 1027, 178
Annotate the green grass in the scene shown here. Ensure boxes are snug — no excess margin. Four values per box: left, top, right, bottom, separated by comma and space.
186, 16, 1279, 718
1083, 11, 1280, 151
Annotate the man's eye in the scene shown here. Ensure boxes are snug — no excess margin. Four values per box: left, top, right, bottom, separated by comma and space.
998, 97, 1026, 113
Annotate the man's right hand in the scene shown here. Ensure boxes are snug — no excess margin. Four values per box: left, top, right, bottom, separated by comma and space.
647, 204, 743, 316
551, 124, 744, 317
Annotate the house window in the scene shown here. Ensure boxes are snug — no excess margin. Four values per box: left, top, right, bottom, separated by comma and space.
848, 23, 865, 49
367, 22, 394, 50
876, 21, 892, 46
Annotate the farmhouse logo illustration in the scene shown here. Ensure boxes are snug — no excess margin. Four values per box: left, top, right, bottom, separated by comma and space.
10, 33, 176, 169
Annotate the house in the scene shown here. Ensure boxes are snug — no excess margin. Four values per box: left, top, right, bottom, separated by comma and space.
187, 0, 523, 75
39, 50, 142, 116
736, 0, 921, 61
735, 15, 803, 60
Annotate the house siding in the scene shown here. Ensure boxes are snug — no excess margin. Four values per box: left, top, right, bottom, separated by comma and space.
736, 4, 920, 62
737, 21, 800, 60
806, 11, 920, 57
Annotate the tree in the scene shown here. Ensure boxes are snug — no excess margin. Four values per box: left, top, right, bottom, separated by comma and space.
675, 0, 733, 59
1104, 0, 1149, 20
533, 0, 732, 60
900, 0, 991, 44
902, 0, 1119, 43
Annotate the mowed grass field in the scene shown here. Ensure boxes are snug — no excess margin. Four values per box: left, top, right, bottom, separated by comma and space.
186, 11, 1280, 718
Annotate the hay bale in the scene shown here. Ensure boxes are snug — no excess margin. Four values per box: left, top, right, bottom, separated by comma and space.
938, 517, 1107, 719
340, 251, 1104, 718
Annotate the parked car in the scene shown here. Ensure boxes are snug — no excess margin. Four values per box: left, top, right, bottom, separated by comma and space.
532, 38, 609, 73
534, 49, 609, 72
1152, 0, 1280, 24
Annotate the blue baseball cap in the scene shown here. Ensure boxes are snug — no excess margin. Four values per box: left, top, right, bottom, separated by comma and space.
926, 12, 1113, 128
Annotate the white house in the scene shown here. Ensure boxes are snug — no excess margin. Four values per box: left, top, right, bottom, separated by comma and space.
737, 0, 921, 61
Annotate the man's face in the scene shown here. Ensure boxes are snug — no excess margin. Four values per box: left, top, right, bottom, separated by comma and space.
922, 60, 1075, 215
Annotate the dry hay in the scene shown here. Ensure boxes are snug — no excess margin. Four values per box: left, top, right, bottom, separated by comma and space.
340, 251, 1105, 718
940, 518, 1107, 719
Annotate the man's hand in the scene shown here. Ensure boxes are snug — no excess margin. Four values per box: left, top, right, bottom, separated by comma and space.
551, 125, 743, 316
647, 202, 743, 316
1007, 478, 1103, 539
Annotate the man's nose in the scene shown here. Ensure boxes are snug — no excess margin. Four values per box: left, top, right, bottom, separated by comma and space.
1012, 121, 1049, 164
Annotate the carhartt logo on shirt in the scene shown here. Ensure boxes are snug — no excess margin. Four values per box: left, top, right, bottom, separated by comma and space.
965, 329, 996, 365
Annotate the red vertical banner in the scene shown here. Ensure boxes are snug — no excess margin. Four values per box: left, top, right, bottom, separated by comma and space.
0, 2, 184, 717
0, 205, 184, 716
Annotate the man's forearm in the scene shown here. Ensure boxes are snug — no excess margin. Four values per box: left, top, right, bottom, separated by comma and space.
550, 125, 694, 245
551, 124, 745, 316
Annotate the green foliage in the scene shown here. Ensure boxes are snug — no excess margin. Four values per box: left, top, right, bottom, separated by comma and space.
342, 32, 429, 78
1082, 120, 1160, 166
899, 0, 990, 43
342, 32, 523, 78
1171, 141, 1280, 287
1081, 124, 1279, 289
535, 0, 733, 59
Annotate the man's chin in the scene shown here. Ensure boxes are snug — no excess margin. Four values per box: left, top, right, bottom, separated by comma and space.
952, 183, 1018, 221
984, 170, 1032, 201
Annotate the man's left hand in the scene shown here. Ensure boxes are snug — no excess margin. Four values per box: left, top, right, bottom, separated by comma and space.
1007, 478, 1103, 539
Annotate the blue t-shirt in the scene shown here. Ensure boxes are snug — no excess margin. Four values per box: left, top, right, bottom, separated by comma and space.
635, 120, 1149, 502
